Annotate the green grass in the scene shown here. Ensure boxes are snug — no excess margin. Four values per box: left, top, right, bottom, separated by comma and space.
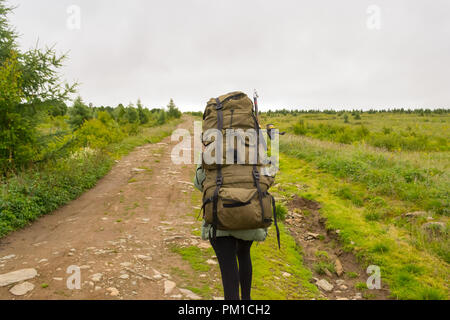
292, 119, 448, 152
275, 203, 288, 221
312, 250, 335, 275
280, 135, 449, 215
274, 154, 449, 300
251, 223, 319, 300
262, 112, 449, 152
355, 282, 368, 291
315, 251, 329, 259
277, 132, 449, 263
170, 245, 214, 272
313, 261, 335, 275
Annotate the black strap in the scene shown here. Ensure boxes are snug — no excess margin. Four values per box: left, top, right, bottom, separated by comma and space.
199, 196, 213, 218
271, 194, 281, 250
211, 98, 224, 240
216, 98, 223, 135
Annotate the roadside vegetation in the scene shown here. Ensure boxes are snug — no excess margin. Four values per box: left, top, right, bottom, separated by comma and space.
260, 110, 449, 299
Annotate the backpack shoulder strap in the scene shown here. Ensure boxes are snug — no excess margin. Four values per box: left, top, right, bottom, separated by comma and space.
211, 98, 224, 240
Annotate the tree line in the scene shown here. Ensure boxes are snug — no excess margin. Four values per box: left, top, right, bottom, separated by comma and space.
263, 108, 449, 116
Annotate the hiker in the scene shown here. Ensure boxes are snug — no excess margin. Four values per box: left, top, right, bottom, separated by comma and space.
193, 92, 280, 301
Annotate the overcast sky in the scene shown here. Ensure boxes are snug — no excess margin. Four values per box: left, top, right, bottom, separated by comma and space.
7, 0, 450, 111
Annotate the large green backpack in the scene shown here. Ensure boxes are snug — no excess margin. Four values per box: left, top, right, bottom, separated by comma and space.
201, 91, 280, 248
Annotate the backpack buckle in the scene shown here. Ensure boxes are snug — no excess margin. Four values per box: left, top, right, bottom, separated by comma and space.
253, 169, 260, 180
216, 176, 223, 186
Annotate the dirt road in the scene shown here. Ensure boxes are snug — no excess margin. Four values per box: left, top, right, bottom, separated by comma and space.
0, 119, 213, 300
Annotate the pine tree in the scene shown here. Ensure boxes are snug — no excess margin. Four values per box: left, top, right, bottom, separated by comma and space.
137, 99, 149, 125
167, 99, 182, 119
67, 96, 92, 130
0, 0, 77, 174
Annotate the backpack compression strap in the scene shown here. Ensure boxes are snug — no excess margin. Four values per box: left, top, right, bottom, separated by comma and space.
252, 113, 266, 224
211, 98, 224, 240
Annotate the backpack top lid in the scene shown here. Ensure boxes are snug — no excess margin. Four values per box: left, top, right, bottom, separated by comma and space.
203, 91, 254, 120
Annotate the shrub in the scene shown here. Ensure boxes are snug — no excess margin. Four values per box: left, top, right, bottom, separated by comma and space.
75, 117, 124, 149
293, 120, 307, 135
343, 114, 349, 123
157, 111, 167, 125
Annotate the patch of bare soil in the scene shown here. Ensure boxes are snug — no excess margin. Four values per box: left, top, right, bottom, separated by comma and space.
285, 195, 391, 300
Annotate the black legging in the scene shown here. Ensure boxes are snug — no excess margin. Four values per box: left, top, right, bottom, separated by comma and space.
209, 236, 254, 300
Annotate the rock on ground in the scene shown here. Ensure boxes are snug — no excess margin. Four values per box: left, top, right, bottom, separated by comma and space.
0, 268, 38, 287
197, 242, 211, 249
422, 222, 446, 235
107, 287, 120, 296
90, 273, 103, 282
0, 254, 16, 261
316, 279, 334, 292
164, 280, 177, 295
335, 259, 344, 277
9, 281, 35, 296
179, 288, 202, 300
405, 211, 429, 218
